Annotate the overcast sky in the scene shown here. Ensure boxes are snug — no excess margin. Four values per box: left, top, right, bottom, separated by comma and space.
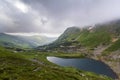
0, 0, 120, 37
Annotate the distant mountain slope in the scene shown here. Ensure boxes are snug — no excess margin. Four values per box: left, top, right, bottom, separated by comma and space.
37, 20, 120, 79
56, 27, 81, 42
38, 19, 120, 53
19, 35, 56, 46
38, 27, 112, 50
0, 33, 56, 49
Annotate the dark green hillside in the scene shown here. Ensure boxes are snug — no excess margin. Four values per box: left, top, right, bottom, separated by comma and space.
77, 28, 111, 48
0, 47, 111, 80
57, 27, 81, 42
103, 39, 120, 55
106, 39, 120, 51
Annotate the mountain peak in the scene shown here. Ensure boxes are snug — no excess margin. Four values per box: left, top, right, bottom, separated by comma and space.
65, 26, 80, 31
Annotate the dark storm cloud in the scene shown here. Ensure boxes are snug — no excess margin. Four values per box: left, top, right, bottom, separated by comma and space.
0, 0, 120, 35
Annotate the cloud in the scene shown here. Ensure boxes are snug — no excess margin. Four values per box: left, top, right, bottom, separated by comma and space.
5, 0, 29, 13
0, 0, 120, 35
13, 0, 29, 13
6, 32, 60, 37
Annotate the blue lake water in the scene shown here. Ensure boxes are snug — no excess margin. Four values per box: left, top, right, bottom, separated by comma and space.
47, 56, 118, 79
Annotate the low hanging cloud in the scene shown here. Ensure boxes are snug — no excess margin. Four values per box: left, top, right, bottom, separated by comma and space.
0, 0, 120, 36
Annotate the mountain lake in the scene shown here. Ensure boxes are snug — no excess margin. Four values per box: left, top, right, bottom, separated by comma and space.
47, 56, 118, 79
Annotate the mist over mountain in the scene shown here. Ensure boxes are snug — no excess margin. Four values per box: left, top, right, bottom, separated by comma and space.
0, 33, 56, 49
0, 0, 120, 79
38, 19, 120, 52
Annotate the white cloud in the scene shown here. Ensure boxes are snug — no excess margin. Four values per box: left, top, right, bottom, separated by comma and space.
5, 0, 29, 13
6, 32, 60, 37
14, 0, 29, 13
1, 0, 120, 35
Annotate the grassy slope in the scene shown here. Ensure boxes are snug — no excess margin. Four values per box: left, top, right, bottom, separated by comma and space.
106, 39, 120, 51
77, 29, 111, 48
47, 24, 120, 53
58, 27, 81, 41
102, 39, 120, 55
51, 27, 111, 49
0, 47, 112, 80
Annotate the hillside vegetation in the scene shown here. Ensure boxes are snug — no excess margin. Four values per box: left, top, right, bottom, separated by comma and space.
37, 20, 120, 79
0, 33, 56, 49
40, 20, 120, 55
0, 47, 112, 80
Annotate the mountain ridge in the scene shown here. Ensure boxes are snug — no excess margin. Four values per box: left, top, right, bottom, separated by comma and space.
0, 33, 56, 49
38, 19, 120, 52
37, 19, 120, 79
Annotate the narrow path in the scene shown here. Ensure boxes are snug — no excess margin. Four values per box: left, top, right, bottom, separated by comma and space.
93, 45, 111, 56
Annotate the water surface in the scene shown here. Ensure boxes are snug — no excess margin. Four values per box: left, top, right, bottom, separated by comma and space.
47, 56, 118, 79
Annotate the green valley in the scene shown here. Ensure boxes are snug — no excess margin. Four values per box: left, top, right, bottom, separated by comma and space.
0, 0, 120, 80
0, 33, 56, 49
